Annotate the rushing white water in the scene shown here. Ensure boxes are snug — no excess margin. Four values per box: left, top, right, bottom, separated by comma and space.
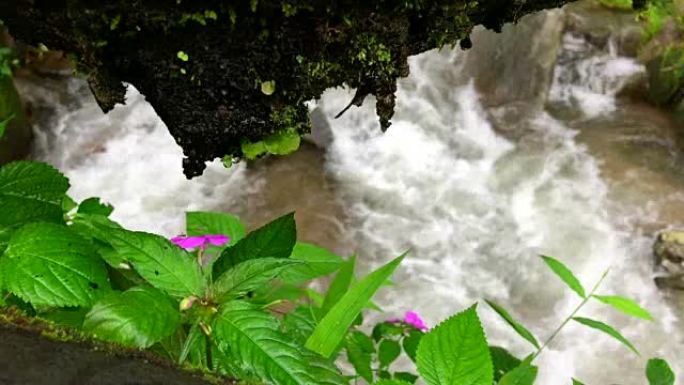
20, 11, 683, 385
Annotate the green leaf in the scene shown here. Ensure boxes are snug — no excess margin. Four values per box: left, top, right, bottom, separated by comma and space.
84, 286, 180, 348
416, 304, 493, 385
186, 211, 245, 246
77, 197, 113, 217
62, 195, 78, 213
213, 301, 346, 385
213, 258, 301, 301
264, 129, 301, 155
104, 228, 204, 298
402, 329, 423, 362
306, 254, 404, 358
394, 372, 419, 384
179, 323, 204, 365
378, 339, 401, 368
279, 242, 342, 283
485, 300, 540, 349
213, 212, 296, 278
0, 114, 14, 139
320, 255, 356, 317
572, 317, 639, 355
571, 378, 585, 385
3, 223, 110, 307
540, 255, 586, 298
0, 161, 69, 252
350, 330, 375, 353
498, 364, 538, 385
345, 334, 373, 382
39, 307, 88, 329
282, 305, 318, 345
592, 295, 653, 320
490, 346, 522, 381
70, 213, 126, 268
374, 381, 412, 385
646, 358, 675, 385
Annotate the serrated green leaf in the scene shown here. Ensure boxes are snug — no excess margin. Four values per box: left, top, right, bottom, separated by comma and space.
186, 211, 245, 247
540, 255, 586, 298
213, 258, 301, 301
0, 161, 69, 253
416, 304, 493, 385
213, 301, 346, 385
84, 286, 180, 348
498, 364, 538, 385
77, 197, 113, 217
485, 300, 539, 349
320, 255, 356, 317
213, 212, 296, 278
279, 242, 342, 284
345, 334, 373, 382
572, 317, 639, 355
646, 358, 675, 385
379, 339, 401, 368
70, 213, 126, 268
104, 227, 204, 298
490, 346, 522, 381
402, 329, 423, 363
306, 254, 404, 358
3, 223, 110, 307
592, 295, 653, 320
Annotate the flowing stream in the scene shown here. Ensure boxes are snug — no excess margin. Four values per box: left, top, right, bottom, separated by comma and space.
16, 3, 684, 384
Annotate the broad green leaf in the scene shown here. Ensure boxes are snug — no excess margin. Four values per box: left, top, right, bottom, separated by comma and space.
213, 258, 301, 301
39, 307, 88, 329
3, 223, 110, 307
84, 286, 180, 348
490, 346, 522, 381
0, 161, 69, 252
350, 330, 375, 353
540, 255, 586, 298
186, 211, 245, 246
306, 254, 405, 358
646, 358, 675, 385
374, 381, 412, 385
279, 242, 343, 283
379, 339, 401, 368
77, 197, 113, 217
373, 321, 405, 342
498, 364, 538, 385
320, 255, 356, 317
345, 334, 373, 382
572, 317, 639, 355
70, 214, 126, 268
571, 379, 585, 385
402, 329, 423, 362
179, 323, 204, 365
395, 372, 419, 384
62, 195, 78, 213
592, 295, 653, 320
282, 305, 318, 345
213, 212, 296, 278
416, 305, 493, 385
213, 301, 346, 385
104, 228, 204, 298
485, 300, 540, 349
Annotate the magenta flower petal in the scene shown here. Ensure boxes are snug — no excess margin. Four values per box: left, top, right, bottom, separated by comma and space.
205, 234, 230, 247
171, 236, 206, 249
404, 311, 428, 331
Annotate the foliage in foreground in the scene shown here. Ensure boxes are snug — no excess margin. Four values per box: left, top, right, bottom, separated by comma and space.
0, 160, 677, 385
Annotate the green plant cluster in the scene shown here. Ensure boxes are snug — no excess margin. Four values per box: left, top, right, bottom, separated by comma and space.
0, 160, 677, 385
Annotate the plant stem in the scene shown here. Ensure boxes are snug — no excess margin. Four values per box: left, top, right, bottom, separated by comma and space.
533, 269, 609, 361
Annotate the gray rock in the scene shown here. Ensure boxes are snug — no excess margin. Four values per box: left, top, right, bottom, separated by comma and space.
654, 231, 684, 290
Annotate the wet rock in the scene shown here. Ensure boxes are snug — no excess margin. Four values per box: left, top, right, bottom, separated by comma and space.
654, 231, 684, 290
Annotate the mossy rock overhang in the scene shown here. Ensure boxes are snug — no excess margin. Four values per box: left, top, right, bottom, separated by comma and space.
0, 0, 596, 178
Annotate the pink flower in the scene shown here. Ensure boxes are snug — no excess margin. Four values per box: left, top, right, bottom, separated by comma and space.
403, 311, 428, 331
171, 234, 230, 250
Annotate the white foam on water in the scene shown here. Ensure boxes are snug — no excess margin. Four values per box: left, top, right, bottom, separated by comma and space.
317, 45, 682, 384
28, 81, 250, 236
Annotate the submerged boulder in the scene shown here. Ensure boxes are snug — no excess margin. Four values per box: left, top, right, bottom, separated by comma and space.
654, 230, 684, 290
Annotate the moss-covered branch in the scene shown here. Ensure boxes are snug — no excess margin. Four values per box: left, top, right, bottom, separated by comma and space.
0, 0, 577, 177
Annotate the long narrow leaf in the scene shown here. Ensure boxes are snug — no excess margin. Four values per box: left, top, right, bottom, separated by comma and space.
572, 317, 639, 355
306, 254, 405, 358
540, 255, 586, 298
485, 300, 539, 349
592, 295, 653, 320
320, 255, 356, 317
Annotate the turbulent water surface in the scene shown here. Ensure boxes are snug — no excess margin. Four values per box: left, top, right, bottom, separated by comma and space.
17, 4, 684, 384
